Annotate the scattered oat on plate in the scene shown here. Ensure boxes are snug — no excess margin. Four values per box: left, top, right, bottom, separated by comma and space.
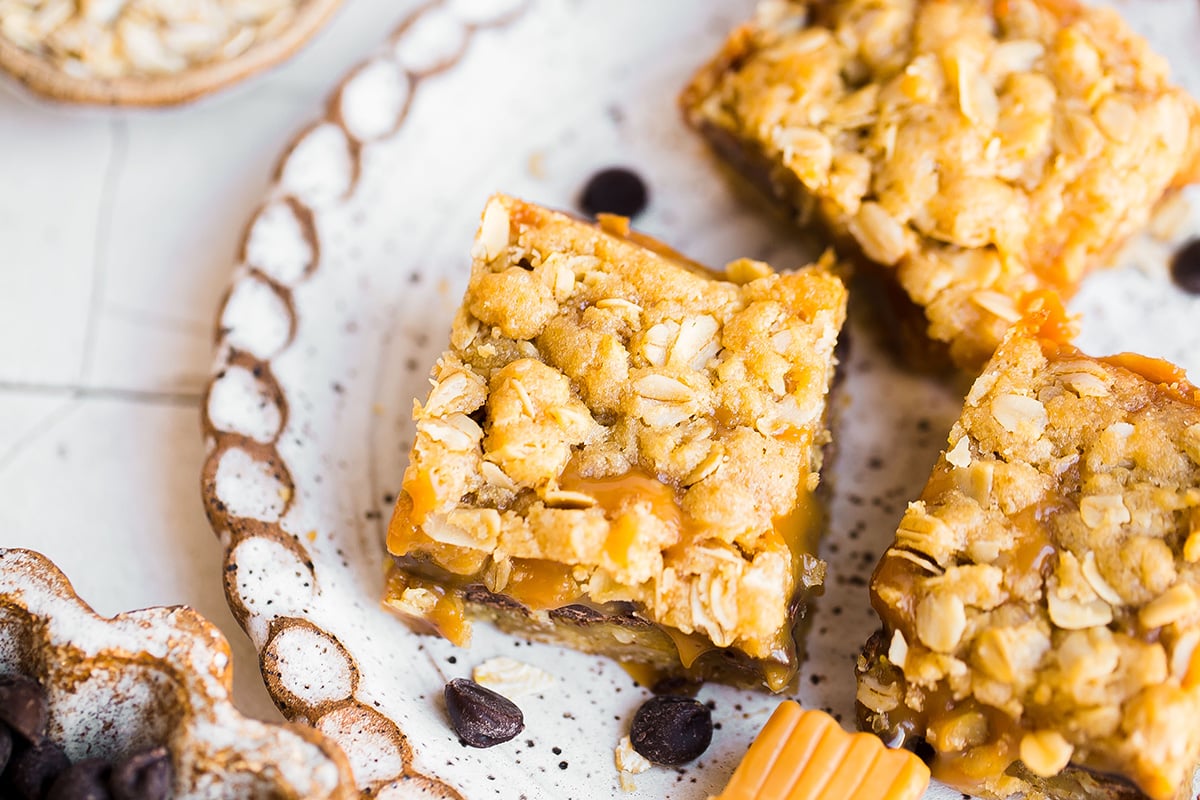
0, 0, 342, 105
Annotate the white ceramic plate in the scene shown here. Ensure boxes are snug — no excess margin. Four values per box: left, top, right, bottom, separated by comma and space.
201, 1, 1200, 797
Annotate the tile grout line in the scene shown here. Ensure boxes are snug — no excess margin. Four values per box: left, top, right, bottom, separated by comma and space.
77, 116, 130, 385
0, 380, 202, 407
102, 303, 211, 337
0, 399, 80, 475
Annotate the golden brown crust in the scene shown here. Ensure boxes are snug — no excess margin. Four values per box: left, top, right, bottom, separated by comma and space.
859, 331, 1200, 800
682, 0, 1200, 369
386, 195, 847, 689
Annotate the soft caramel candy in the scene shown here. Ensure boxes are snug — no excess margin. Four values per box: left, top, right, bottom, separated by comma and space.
717, 702, 929, 800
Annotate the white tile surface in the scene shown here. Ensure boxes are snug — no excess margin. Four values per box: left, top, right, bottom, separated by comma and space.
0, 0, 429, 721
0, 106, 109, 386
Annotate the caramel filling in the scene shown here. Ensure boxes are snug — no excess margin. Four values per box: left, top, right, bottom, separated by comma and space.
774, 486, 824, 570
558, 463, 690, 570
868, 499, 1063, 794
1038, 339, 1200, 407
1100, 351, 1200, 406
1101, 352, 1191, 386
386, 462, 824, 688
384, 569, 470, 646
503, 559, 581, 612
866, 562, 1031, 789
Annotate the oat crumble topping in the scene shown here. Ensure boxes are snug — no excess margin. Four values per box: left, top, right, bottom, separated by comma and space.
860, 329, 1200, 800
0, 0, 303, 78
387, 195, 846, 678
683, 0, 1200, 368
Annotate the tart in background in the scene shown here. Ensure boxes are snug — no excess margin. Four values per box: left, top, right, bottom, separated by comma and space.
0, 0, 341, 105
0, 547, 355, 799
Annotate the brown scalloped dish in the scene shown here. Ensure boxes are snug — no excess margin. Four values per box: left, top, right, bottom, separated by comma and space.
0, 548, 355, 799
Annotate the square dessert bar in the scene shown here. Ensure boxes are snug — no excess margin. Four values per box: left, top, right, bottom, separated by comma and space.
386, 194, 848, 691
857, 324, 1200, 800
683, 0, 1200, 369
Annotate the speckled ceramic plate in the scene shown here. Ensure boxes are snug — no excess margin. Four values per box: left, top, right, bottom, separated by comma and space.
0, 548, 354, 799
201, 1, 1200, 797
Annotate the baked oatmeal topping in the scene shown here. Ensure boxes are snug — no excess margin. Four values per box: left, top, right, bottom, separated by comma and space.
0, 0, 304, 78
862, 332, 1200, 799
684, 0, 1200, 367
389, 195, 846, 673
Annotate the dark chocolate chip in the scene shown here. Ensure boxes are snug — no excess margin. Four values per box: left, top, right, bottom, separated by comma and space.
1171, 238, 1200, 294
580, 168, 648, 219
906, 735, 936, 765
629, 695, 713, 765
0, 723, 11, 774
47, 759, 112, 800
460, 586, 527, 614
650, 676, 702, 698
443, 678, 524, 748
547, 604, 606, 625
109, 746, 172, 800
0, 676, 48, 744
5, 739, 70, 800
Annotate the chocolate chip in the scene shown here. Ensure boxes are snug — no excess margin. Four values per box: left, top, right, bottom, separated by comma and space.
47, 759, 112, 800
109, 746, 172, 800
908, 736, 936, 765
1171, 238, 1200, 294
650, 676, 702, 697
629, 695, 712, 765
547, 604, 606, 625
0, 723, 11, 774
443, 678, 524, 748
0, 675, 48, 744
5, 739, 70, 800
580, 168, 648, 219
108, 747, 171, 800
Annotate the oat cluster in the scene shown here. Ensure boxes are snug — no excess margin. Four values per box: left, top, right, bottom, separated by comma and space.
683, 0, 1200, 368
862, 333, 1200, 800
0, 0, 301, 78
389, 195, 846, 664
